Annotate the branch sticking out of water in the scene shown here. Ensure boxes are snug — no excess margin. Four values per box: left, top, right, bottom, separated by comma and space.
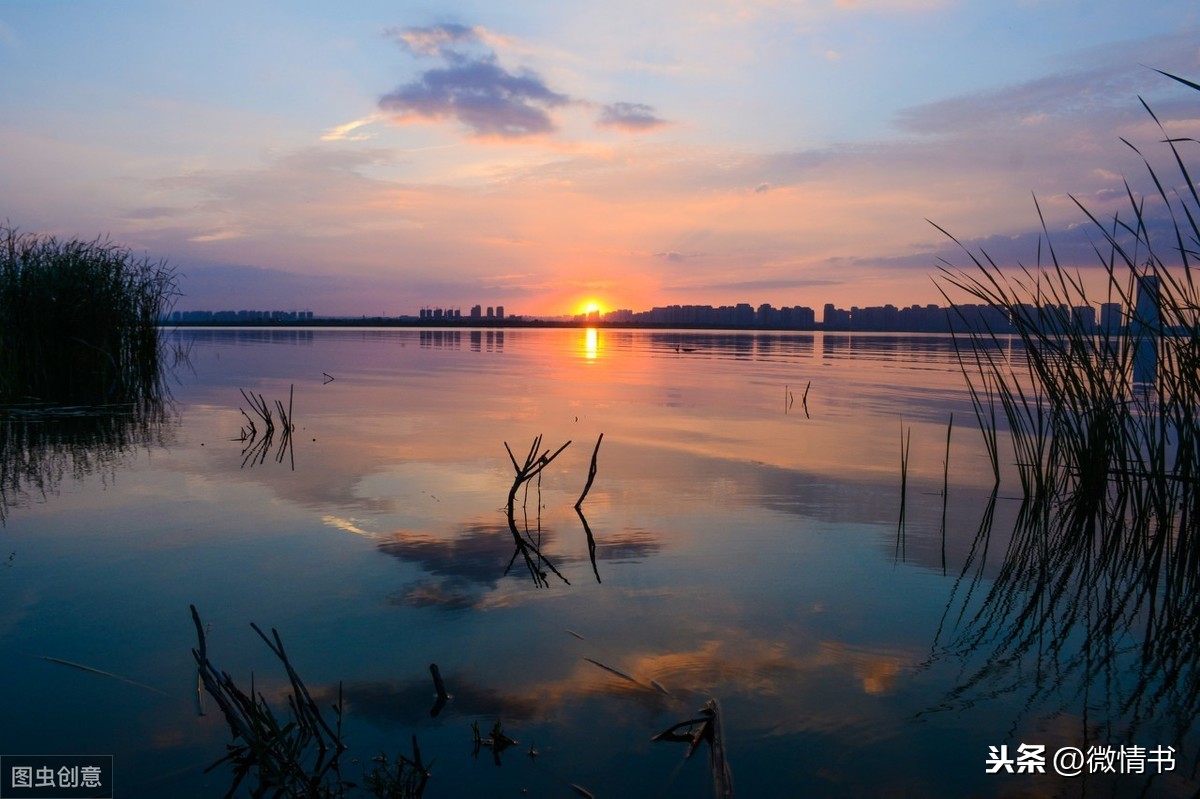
236, 386, 295, 469
503, 434, 571, 587
785, 382, 811, 418
429, 663, 449, 718
896, 422, 911, 561
941, 413, 953, 575
652, 698, 734, 798
190, 604, 349, 795
41, 655, 171, 697
575, 433, 604, 510
189, 604, 430, 797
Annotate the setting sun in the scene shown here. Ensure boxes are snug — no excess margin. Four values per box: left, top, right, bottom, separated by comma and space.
576, 299, 605, 317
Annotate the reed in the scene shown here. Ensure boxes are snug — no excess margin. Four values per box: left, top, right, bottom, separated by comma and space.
237, 386, 296, 469
0, 225, 178, 404
428, 663, 449, 718
929, 69, 1200, 774
936, 70, 1200, 540
190, 605, 430, 798
502, 433, 610, 584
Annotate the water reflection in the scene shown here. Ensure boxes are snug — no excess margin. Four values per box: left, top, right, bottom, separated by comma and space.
425, 329, 505, 352
930, 485, 1200, 792
378, 518, 662, 609
15, 328, 1194, 796
235, 387, 295, 469
378, 522, 525, 611
0, 400, 173, 522
583, 327, 599, 360
181, 328, 316, 347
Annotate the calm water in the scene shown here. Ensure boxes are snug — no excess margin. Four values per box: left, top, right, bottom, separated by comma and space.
0, 328, 1195, 797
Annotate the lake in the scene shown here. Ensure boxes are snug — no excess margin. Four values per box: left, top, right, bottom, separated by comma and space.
1, 327, 1195, 797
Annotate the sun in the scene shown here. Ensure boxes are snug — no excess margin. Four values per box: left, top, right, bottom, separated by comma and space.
576, 299, 605, 317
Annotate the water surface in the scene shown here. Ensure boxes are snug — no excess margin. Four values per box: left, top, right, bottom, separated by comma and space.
0, 328, 1194, 797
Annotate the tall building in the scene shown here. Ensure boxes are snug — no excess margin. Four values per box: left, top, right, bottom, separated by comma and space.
1071, 304, 1096, 333
1133, 274, 1160, 384
1099, 302, 1122, 335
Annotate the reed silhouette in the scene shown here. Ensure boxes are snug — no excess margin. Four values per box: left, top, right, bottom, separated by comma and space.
0, 225, 178, 404
928, 69, 1200, 788
937, 71, 1200, 526
236, 386, 296, 469
190, 605, 430, 798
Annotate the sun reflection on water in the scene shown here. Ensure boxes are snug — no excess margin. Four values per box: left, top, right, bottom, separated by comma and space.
583, 327, 599, 360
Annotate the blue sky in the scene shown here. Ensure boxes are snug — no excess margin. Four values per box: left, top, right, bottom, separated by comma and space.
2, 1, 1198, 315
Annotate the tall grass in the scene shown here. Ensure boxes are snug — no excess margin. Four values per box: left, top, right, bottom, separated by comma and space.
929, 70, 1200, 767
935, 71, 1200, 538
0, 224, 179, 404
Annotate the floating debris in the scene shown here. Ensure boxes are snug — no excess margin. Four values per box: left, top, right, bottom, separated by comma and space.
583, 657, 642, 687
473, 720, 518, 766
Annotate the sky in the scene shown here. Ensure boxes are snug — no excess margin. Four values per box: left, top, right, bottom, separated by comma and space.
2, 1, 1199, 318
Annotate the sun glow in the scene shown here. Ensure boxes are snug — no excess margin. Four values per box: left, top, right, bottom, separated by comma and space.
575, 299, 605, 318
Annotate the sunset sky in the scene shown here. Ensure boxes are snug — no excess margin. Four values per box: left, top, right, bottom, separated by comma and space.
2, 1, 1198, 317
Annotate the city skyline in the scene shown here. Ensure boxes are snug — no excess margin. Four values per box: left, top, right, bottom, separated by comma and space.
171, 293, 1131, 335
2, 3, 1198, 317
